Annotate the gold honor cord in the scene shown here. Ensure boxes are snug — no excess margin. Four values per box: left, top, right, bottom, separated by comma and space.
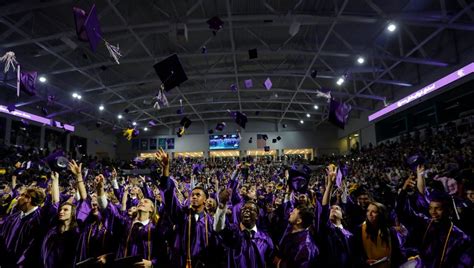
422, 220, 454, 268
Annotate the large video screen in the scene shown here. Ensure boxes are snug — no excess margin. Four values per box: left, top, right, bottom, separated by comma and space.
209, 134, 240, 150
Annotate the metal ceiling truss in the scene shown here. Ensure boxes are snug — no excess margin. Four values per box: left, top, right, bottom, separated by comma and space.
1, 0, 473, 130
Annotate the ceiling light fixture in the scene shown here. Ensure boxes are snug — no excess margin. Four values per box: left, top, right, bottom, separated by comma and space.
314, 105, 319, 110
38, 76, 47, 83
132, 121, 137, 126
117, 114, 123, 119
306, 113, 310, 118
99, 105, 104, 111
387, 23, 397, 32
357, 57, 365, 64
336, 77, 345, 86
144, 127, 148, 131
299, 120, 304, 124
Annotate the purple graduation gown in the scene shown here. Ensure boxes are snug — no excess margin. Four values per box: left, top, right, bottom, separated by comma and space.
0, 202, 55, 267
218, 224, 274, 268
41, 226, 79, 268
278, 227, 319, 268
160, 175, 218, 268
75, 200, 118, 266
396, 190, 473, 267
317, 204, 353, 268
104, 201, 167, 267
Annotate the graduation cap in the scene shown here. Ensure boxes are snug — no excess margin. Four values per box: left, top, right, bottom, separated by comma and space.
153, 54, 188, 91
248, 137, 253, 143
282, 124, 287, 128
180, 117, 192, 129
277, 136, 281, 141
230, 84, 237, 92
264, 77, 272, 90
407, 154, 425, 171
311, 69, 317, 78
124, 108, 129, 114
248, 48, 258, 60
328, 99, 352, 129
148, 120, 157, 127
272, 138, 277, 143
288, 163, 312, 193
208, 129, 214, 134
215, 122, 226, 131
230, 111, 248, 129
201, 46, 207, 54
244, 79, 253, 89
264, 146, 270, 152
207, 16, 224, 32
43, 150, 69, 173
96, 121, 102, 128
262, 134, 268, 141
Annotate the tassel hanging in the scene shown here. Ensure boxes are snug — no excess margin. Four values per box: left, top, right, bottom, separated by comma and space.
0, 51, 18, 73
105, 41, 122, 64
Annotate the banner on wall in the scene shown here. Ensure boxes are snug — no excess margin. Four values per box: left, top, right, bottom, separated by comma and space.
140, 139, 148, 150
166, 138, 175, 149
158, 138, 167, 149
149, 138, 157, 150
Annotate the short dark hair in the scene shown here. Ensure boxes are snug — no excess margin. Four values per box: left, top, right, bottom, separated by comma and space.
296, 205, 315, 229
244, 201, 259, 214
192, 186, 209, 199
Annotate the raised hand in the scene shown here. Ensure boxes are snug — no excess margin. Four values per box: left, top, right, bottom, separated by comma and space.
402, 176, 416, 191
155, 148, 169, 167
68, 160, 82, 177
51, 171, 59, 182
326, 164, 337, 185
416, 165, 425, 177
111, 168, 117, 179
95, 174, 106, 188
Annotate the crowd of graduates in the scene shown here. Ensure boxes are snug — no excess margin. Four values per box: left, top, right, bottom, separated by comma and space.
0, 122, 473, 268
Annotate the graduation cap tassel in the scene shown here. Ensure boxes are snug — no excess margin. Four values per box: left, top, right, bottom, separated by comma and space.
0, 51, 18, 73
105, 41, 122, 64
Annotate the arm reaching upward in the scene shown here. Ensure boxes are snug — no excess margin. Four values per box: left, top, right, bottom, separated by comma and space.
68, 160, 87, 200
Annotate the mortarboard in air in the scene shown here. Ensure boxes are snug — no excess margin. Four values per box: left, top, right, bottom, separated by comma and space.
230, 84, 237, 92
180, 117, 192, 129
262, 134, 268, 140
407, 154, 425, 171
207, 16, 224, 32
248, 137, 253, 143
124, 108, 129, 114
201, 46, 207, 54
73, 4, 102, 52
43, 150, 69, 173
277, 136, 281, 141
264, 77, 272, 90
208, 129, 214, 134
272, 138, 277, 143
148, 120, 157, 127
311, 69, 317, 78
230, 111, 248, 129
244, 79, 253, 89
248, 48, 258, 59
96, 121, 102, 128
288, 163, 312, 193
282, 123, 287, 128
264, 146, 270, 152
328, 99, 351, 129
153, 54, 188, 92
215, 122, 226, 131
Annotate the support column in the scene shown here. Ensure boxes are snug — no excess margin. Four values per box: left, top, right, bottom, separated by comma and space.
5, 118, 12, 145
40, 126, 45, 149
